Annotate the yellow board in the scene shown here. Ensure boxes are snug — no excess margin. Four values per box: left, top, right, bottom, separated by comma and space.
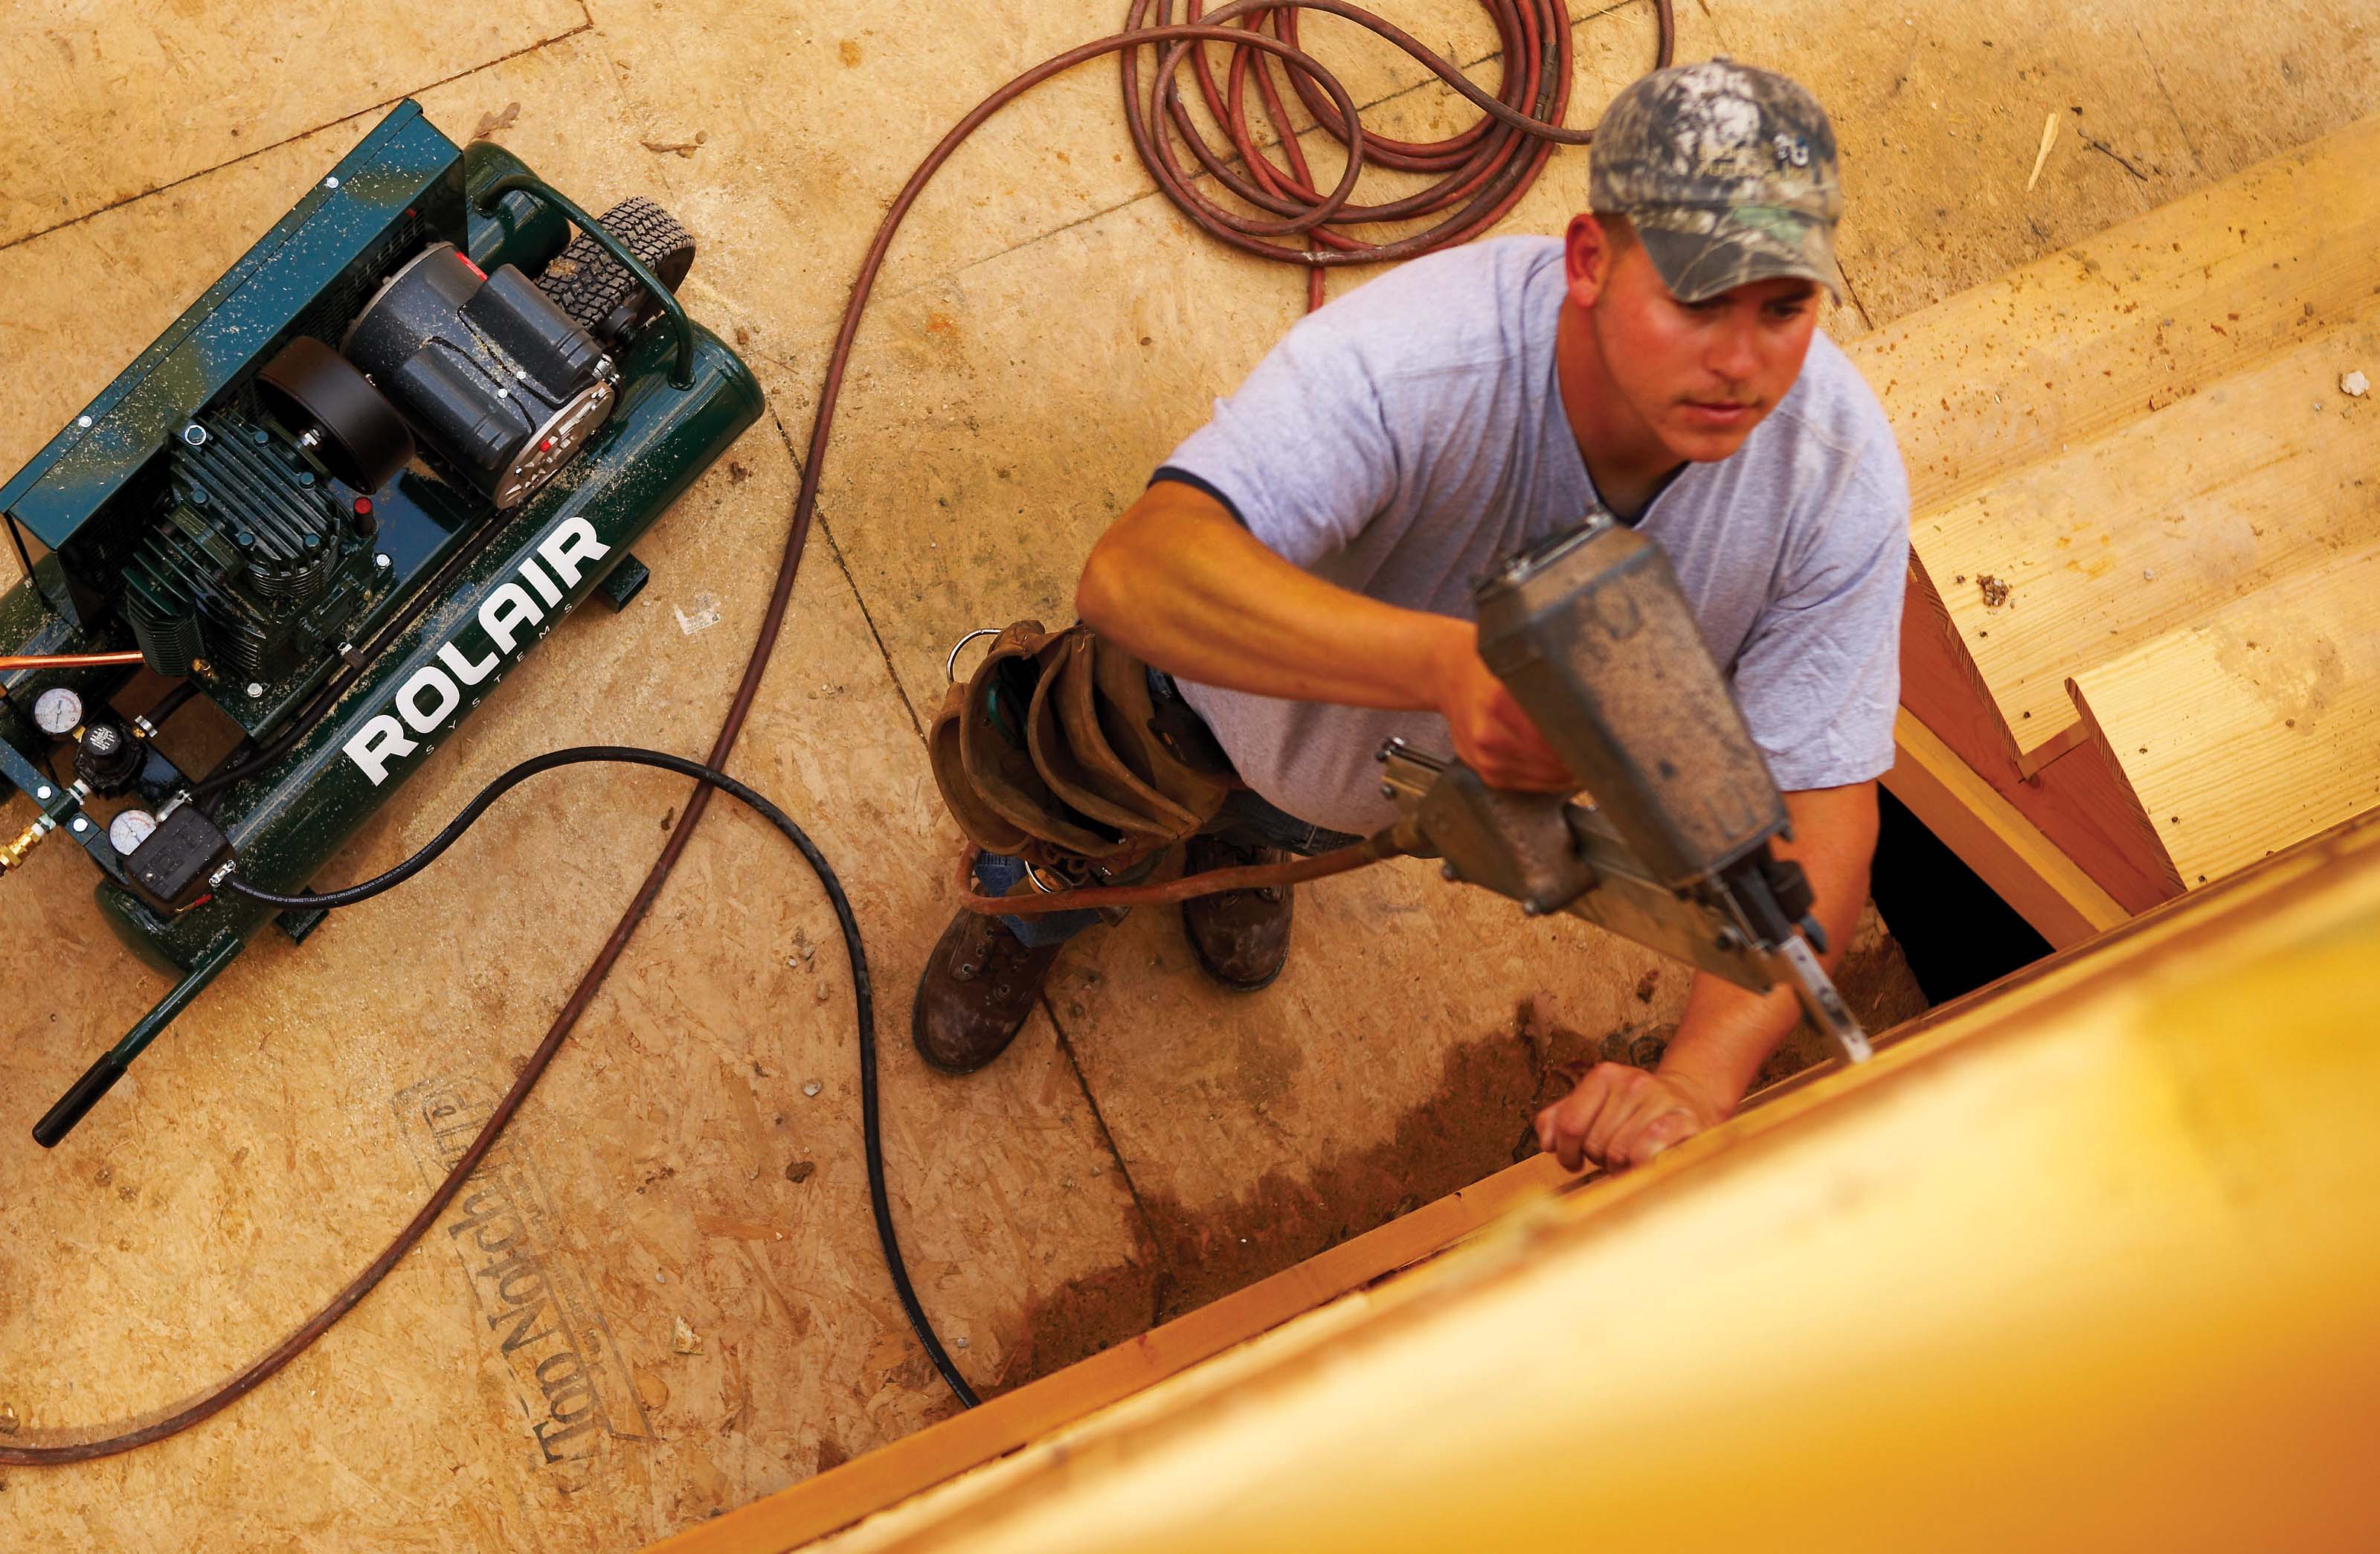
763, 812, 2380, 1554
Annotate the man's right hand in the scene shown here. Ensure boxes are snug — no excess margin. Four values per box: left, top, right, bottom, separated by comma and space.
1431, 626, 1574, 792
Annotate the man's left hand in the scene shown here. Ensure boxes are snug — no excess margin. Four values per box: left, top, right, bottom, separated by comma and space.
1534, 1064, 1726, 1174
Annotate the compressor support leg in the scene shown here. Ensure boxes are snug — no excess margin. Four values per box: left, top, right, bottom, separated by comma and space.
34, 936, 245, 1148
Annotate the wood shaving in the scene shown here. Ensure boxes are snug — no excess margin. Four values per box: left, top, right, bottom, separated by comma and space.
641, 131, 708, 158
2025, 112, 2059, 192
1978, 574, 2012, 609
472, 101, 521, 141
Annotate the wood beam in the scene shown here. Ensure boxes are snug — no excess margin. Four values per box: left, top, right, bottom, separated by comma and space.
1883, 711, 2125, 948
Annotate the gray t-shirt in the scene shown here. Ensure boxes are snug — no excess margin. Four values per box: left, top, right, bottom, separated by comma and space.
1158, 234, 1909, 837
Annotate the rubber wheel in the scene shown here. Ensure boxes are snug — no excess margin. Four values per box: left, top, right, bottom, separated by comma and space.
534, 196, 695, 340
254, 335, 414, 493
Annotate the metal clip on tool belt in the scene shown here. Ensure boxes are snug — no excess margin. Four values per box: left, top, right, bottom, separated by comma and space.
929, 621, 1230, 874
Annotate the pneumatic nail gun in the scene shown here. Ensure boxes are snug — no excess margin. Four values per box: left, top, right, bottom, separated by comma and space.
1379, 513, 1873, 1065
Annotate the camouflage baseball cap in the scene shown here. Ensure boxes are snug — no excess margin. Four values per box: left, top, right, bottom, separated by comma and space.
1588, 59, 1845, 305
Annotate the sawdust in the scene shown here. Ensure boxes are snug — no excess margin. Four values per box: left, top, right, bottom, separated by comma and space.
1977, 574, 2013, 609
471, 101, 521, 141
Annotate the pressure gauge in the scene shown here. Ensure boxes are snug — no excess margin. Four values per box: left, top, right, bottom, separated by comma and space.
32, 687, 84, 737
109, 809, 159, 857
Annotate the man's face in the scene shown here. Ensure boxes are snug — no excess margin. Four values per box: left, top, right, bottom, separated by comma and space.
1578, 226, 1823, 463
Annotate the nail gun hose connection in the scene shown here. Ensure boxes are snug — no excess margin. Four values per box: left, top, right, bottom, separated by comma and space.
0, 748, 968, 1467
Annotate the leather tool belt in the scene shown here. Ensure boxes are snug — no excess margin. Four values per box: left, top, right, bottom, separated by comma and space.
930, 620, 1232, 875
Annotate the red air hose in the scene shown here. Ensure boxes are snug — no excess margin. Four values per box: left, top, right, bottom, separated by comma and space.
1, 0, 1670, 1464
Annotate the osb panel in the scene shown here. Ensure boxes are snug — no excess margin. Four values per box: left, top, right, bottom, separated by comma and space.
0, 0, 587, 247
0, 41, 1144, 1554
1701, 0, 2204, 327
2129, 0, 2380, 179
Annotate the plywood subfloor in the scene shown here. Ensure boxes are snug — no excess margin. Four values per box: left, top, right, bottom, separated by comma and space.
0, 0, 2362, 1547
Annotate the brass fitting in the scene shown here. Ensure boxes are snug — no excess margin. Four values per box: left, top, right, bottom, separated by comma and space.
0, 815, 57, 874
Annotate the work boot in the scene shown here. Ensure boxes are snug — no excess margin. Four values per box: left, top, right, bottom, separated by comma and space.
1180, 835, 1293, 992
912, 906, 1063, 1074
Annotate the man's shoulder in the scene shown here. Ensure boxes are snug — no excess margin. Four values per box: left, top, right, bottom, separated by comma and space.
1295, 235, 1564, 379
1765, 333, 1900, 476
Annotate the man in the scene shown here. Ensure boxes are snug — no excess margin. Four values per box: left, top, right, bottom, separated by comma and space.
914, 60, 1908, 1176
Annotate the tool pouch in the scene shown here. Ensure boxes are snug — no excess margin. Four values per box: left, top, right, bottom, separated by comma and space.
930, 620, 1230, 871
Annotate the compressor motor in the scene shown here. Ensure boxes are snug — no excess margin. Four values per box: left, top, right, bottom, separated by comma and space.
340, 240, 618, 510
110, 193, 692, 693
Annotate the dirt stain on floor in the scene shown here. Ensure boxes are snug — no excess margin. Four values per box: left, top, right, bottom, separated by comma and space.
985, 925, 1926, 1384
1138, 1012, 1586, 1323
987, 1251, 1164, 1395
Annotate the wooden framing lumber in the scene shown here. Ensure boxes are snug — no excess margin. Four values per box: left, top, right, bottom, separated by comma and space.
2066, 539, 2380, 887
1918, 306, 2380, 751
1896, 553, 2181, 914
1847, 112, 2380, 908
1882, 711, 2124, 948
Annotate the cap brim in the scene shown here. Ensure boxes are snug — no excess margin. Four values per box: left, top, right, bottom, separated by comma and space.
1634, 212, 1847, 306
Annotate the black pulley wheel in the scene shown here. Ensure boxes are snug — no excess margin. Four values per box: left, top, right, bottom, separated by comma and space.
255, 335, 414, 493
535, 195, 695, 340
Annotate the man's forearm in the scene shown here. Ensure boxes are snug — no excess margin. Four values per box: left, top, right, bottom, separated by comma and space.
1075, 484, 1467, 711
1654, 973, 1807, 1118
1654, 782, 1879, 1117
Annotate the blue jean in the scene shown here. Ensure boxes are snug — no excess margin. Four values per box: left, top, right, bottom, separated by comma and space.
981, 789, 1363, 949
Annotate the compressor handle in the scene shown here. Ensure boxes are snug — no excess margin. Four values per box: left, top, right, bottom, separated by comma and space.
474, 174, 697, 391
30, 936, 243, 1147
33, 1053, 128, 1149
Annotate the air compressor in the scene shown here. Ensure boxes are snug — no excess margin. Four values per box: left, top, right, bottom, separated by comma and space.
0, 102, 760, 1144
